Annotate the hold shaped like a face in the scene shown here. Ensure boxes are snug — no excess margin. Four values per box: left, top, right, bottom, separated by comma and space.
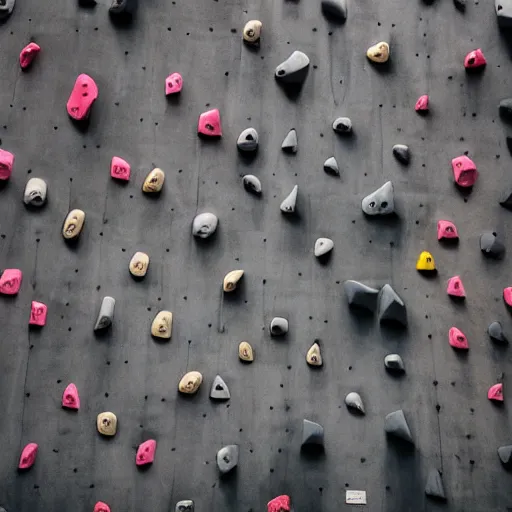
306, 342, 322, 366
178, 371, 203, 394
111, 156, 131, 181
192, 212, 218, 238
166, 72, 183, 95
0, 268, 23, 295
151, 310, 173, 339
0, 148, 15, 180
129, 251, 149, 277
176, 500, 194, 512
62, 209, 86, 240
366, 41, 389, 63
416, 251, 436, 271
142, 168, 165, 193
243, 20, 262, 45
451, 155, 478, 187
29, 300, 48, 326
136, 439, 157, 466
361, 181, 394, 215
24, 177, 47, 206
66, 74, 98, 121
97, 411, 118, 436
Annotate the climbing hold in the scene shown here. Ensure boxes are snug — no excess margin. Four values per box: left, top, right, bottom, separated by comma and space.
464, 48, 486, 69
500, 190, 512, 210
345, 392, 365, 414
94, 502, 111, 512
97, 412, 117, 436
198, 109, 222, 137
498, 445, 512, 468
415, 95, 429, 112
62, 209, 85, 241
366, 41, 390, 63
451, 155, 478, 187
175, 501, 194, 512
270, 317, 289, 336
223, 270, 244, 292
306, 342, 322, 366
178, 371, 203, 394
109, 0, 136, 17
344, 280, 379, 311
280, 185, 298, 213
416, 251, 436, 272
447, 276, 466, 298
488, 321, 508, 344
0, 0, 15, 19
384, 354, 405, 373
314, 238, 334, 257
378, 284, 407, 325
142, 168, 165, 193
238, 341, 254, 362
151, 310, 173, 339
302, 419, 324, 446
281, 129, 298, 153
94, 297, 115, 331
332, 117, 352, 134
499, 98, 512, 123
392, 144, 410, 165
488, 383, 504, 402
0, 269, 22, 295
384, 410, 414, 443
18, 443, 38, 469
437, 220, 459, 240
237, 128, 259, 152
129, 251, 149, 278
480, 232, 505, 258
110, 156, 131, 181
67, 74, 98, 121
23, 178, 47, 206
210, 375, 230, 400
0, 149, 14, 180
425, 469, 446, 500
20, 42, 41, 70
62, 383, 80, 410
217, 445, 239, 474
275, 51, 310, 84
243, 175, 262, 195
267, 496, 291, 512
361, 181, 394, 216
243, 20, 262, 46
323, 156, 339, 176
136, 439, 156, 467
496, 0, 512, 26
454, 0, 465, 11
192, 212, 218, 238
448, 326, 469, 349
321, 0, 347, 21
29, 301, 48, 326
165, 72, 183, 95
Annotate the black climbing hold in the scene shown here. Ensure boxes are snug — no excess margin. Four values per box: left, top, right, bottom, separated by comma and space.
343, 280, 380, 312
281, 129, 298, 153
488, 321, 508, 344
321, 0, 347, 21
480, 232, 505, 259
275, 51, 310, 85
496, 0, 512, 27
332, 117, 352, 134
384, 409, 414, 444
454, 0, 465, 11
176, 501, 194, 512
384, 354, 405, 373
377, 284, 407, 326
392, 144, 410, 165
498, 445, 512, 468
216, 445, 239, 474
243, 175, 262, 195
500, 190, 512, 211
210, 375, 230, 400
425, 469, 446, 500
499, 98, 512, 123
323, 157, 339, 176
302, 419, 324, 447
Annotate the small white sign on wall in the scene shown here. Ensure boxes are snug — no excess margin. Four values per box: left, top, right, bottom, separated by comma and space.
345, 490, 367, 505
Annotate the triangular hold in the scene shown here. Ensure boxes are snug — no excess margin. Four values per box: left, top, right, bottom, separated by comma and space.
447, 276, 465, 298
62, 383, 80, 410
377, 284, 407, 326
197, 109, 222, 137
323, 157, 339, 176
448, 327, 469, 350
280, 185, 298, 213
384, 409, 414, 444
498, 445, 512, 468
210, 375, 231, 400
488, 383, 504, 402
344, 280, 380, 312
302, 419, 324, 447
425, 469, 446, 500
281, 129, 298, 153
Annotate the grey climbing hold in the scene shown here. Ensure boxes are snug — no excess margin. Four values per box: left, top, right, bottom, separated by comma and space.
175, 501, 194, 512
497, 0, 512, 27
237, 128, 259, 152
275, 51, 310, 84
499, 98, 512, 122
216, 445, 239, 474
242, 175, 262, 195
488, 321, 508, 344
94, 296, 115, 331
302, 419, 324, 446
384, 409, 414, 444
392, 144, 410, 165
192, 212, 218, 238
480, 232, 505, 259
362, 181, 395, 216
270, 317, 288, 336
378, 284, 407, 326
0, 0, 15, 19
454, 0, 465, 11
323, 157, 339, 176
425, 469, 446, 500
314, 238, 334, 257
210, 375, 230, 400
280, 185, 298, 213
23, 178, 47, 206
498, 445, 512, 468
321, 0, 347, 21
345, 392, 365, 414
384, 354, 405, 372
344, 280, 380, 312
281, 129, 298, 153
332, 117, 352, 134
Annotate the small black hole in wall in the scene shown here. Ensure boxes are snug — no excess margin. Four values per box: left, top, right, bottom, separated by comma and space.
73, 468, 78, 473
68, 327, 72, 332
203, 413, 207, 417
89, 484, 94, 489
287, 365, 292, 370
270, 468, 274, 473
348, 366, 352, 370
26, 393, 30, 397
161, 398, 165, 402
57, 380, 62, 384
270, 406, 274, 410
280, 384, 283, 388
105, 392, 109, 397
106, 361, 110, 365
96, 285, 101, 291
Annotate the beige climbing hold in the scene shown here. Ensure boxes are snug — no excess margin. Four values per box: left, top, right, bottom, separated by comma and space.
306, 342, 322, 366
129, 251, 149, 277
243, 20, 262, 45
151, 310, 173, 339
97, 412, 117, 436
223, 270, 244, 292
62, 209, 85, 240
238, 341, 254, 362
178, 371, 203, 394
366, 41, 390, 63
142, 168, 165, 193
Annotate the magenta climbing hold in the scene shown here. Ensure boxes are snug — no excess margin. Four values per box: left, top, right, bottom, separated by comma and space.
464, 48, 486, 69
110, 156, 131, 181
94, 502, 111, 512
503, 287, 512, 307
19, 42, 41, 70
437, 220, 459, 240
488, 383, 503, 402
136, 439, 156, 466
29, 301, 48, 326
415, 95, 429, 112
165, 72, 183, 95
66, 74, 99, 121
0, 149, 15, 180
267, 495, 291, 512
197, 109, 222, 137
62, 383, 80, 410
18, 443, 38, 469
451, 155, 478, 187
449, 327, 469, 349
447, 276, 466, 298
0, 269, 22, 295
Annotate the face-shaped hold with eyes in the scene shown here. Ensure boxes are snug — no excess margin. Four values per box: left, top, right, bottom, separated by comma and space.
142, 168, 165, 193
306, 342, 322, 366
192, 212, 218, 238
151, 310, 173, 339
267, 495, 291, 512
129, 251, 149, 277
165, 72, 183, 95
198, 108, 222, 137
62, 209, 85, 240
20, 42, 41, 70
94, 296, 115, 331
94, 501, 111, 512
415, 94, 429, 112
447, 276, 466, 298
0, 268, 23, 295
416, 251, 436, 272
332, 117, 352, 134
66, 74, 98, 121
0, 148, 14, 180
488, 383, 504, 402
448, 326, 469, 349
136, 439, 157, 466
178, 371, 203, 394
97, 412, 117, 436
243, 20, 262, 45
110, 156, 131, 181
437, 220, 459, 240
29, 300, 48, 326
464, 48, 486, 69
361, 181, 394, 216
366, 41, 389, 63
238, 341, 254, 362
24, 178, 47, 206
175, 500, 194, 512
223, 269, 244, 292
216, 444, 239, 474
275, 51, 310, 84
62, 383, 80, 410
18, 443, 38, 469
503, 287, 512, 307
451, 155, 478, 187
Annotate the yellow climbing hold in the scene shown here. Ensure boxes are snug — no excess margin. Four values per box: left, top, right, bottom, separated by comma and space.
416, 251, 436, 271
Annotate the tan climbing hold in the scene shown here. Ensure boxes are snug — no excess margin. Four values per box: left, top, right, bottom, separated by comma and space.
97, 411, 117, 436
306, 342, 322, 366
142, 168, 165, 193
238, 341, 254, 362
151, 310, 173, 339
223, 270, 244, 292
243, 20, 262, 45
129, 251, 149, 277
178, 371, 203, 394
366, 41, 390, 63
62, 209, 85, 240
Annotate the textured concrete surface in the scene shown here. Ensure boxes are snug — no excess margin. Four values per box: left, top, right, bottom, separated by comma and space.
1, 0, 512, 511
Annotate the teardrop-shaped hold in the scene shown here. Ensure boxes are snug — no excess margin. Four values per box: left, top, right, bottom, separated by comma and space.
499, 98, 512, 123
210, 375, 230, 400
488, 321, 508, 344
332, 117, 352, 134
361, 181, 394, 216
267, 496, 291, 512
151, 310, 173, 339
437, 220, 459, 240
239, 341, 254, 362
29, 300, 48, 326
94, 502, 111, 512
198, 108, 222, 137
314, 238, 334, 257
392, 144, 410, 165
20, 42, 41, 70
452, 155, 478, 187
344, 280, 380, 311
321, 0, 347, 21
243, 175, 262, 195
62, 383, 80, 410
129, 251, 149, 277
378, 284, 407, 326
448, 326, 469, 349
270, 317, 289, 336
111, 156, 131, 181
62, 209, 85, 240
306, 342, 322, 366
94, 296, 115, 331
223, 270, 244, 292
275, 51, 310, 84
0, 269, 22, 295
323, 157, 339, 176
216, 444, 239, 474
464, 48, 486, 69
415, 95, 429, 112
142, 168, 165, 193
175, 500, 194, 512
302, 419, 324, 446
425, 469, 446, 500
0, 0, 15, 19
192, 212, 218, 238
345, 392, 365, 414
384, 354, 405, 372
97, 412, 117, 436
67, 74, 98, 121
165, 72, 183, 95
280, 185, 298, 213
500, 190, 512, 210
178, 371, 203, 394
136, 439, 156, 466
281, 129, 298, 153
18, 443, 38, 469
447, 276, 465, 298
498, 445, 512, 468
488, 383, 504, 402
480, 232, 505, 259
384, 409, 414, 444
0, 149, 14, 180
366, 41, 389, 63
416, 251, 436, 272
24, 177, 47, 206
237, 128, 259, 152
243, 20, 262, 46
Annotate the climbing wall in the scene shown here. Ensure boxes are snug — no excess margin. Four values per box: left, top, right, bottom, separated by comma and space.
1, 0, 512, 510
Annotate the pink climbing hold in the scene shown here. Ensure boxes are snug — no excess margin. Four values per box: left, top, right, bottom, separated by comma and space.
449, 327, 469, 350
415, 95, 429, 112
464, 48, 486, 69
447, 276, 466, 298
451, 155, 478, 187
165, 72, 183, 95
488, 383, 503, 402
110, 156, 131, 181
18, 443, 38, 469
437, 220, 459, 240
0, 148, 15, 180
267, 495, 291, 512
19, 42, 41, 70
503, 287, 512, 307
29, 301, 48, 326
0, 269, 22, 295
67, 74, 99, 121
62, 383, 80, 410
136, 439, 157, 466
94, 503, 111, 512
198, 108, 222, 137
